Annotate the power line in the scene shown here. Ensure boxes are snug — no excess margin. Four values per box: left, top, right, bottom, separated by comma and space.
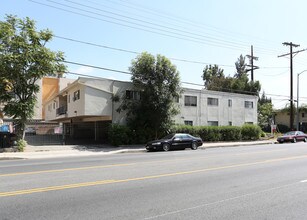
30, 0, 281, 54
62, 60, 131, 75
35, 0, 246, 50
54, 35, 288, 69
62, 61, 298, 97
102, 0, 279, 50
63, 60, 305, 99
278, 42, 303, 130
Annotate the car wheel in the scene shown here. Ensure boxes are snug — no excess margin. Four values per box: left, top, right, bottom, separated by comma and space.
162, 143, 170, 151
292, 138, 297, 143
191, 142, 198, 150
304, 138, 307, 142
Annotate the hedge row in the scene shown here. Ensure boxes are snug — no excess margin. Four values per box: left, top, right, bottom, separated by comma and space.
171, 124, 261, 142
108, 124, 262, 146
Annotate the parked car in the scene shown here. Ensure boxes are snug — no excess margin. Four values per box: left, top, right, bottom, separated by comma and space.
146, 133, 203, 151
25, 127, 36, 135
277, 131, 307, 143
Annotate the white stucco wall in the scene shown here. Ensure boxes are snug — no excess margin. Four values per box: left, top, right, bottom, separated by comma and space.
43, 77, 258, 127
84, 87, 112, 116
66, 84, 85, 117
173, 88, 258, 126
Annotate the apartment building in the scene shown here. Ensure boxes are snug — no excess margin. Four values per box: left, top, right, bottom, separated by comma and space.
44, 77, 258, 144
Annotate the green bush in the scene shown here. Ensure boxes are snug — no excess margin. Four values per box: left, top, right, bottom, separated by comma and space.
241, 124, 262, 140
205, 126, 221, 141
108, 124, 131, 146
172, 124, 261, 142
108, 123, 263, 145
16, 139, 27, 152
220, 126, 241, 141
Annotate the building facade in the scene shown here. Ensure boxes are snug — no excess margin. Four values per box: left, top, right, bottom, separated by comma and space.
44, 77, 258, 144
275, 110, 307, 132
173, 88, 257, 126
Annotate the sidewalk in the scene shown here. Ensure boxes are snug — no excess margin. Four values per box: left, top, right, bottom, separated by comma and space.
0, 140, 276, 160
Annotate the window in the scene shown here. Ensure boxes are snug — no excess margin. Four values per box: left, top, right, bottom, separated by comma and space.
126, 90, 141, 100
245, 122, 253, 124
228, 99, 232, 107
207, 97, 218, 106
184, 120, 193, 126
229, 121, 232, 126
73, 90, 80, 101
174, 96, 179, 103
302, 113, 305, 118
245, 101, 253, 109
208, 121, 218, 126
68, 94, 70, 103
53, 101, 57, 109
184, 96, 197, 106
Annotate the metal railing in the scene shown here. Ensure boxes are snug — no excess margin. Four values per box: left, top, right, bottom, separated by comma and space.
56, 105, 67, 116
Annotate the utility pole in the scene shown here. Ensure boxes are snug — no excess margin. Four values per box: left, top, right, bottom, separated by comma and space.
278, 42, 300, 130
246, 45, 259, 81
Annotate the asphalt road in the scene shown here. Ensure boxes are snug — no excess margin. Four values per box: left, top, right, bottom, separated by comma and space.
1, 143, 307, 220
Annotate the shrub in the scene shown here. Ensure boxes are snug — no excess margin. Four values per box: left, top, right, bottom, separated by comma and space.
16, 139, 27, 152
107, 124, 131, 146
205, 126, 221, 141
220, 126, 241, 141
241, 124, 262, 140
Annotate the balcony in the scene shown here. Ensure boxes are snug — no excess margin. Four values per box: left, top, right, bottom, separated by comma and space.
56, 105, 67, 116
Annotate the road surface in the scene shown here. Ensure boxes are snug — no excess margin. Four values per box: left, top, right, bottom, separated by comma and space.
1, 143, 307, 219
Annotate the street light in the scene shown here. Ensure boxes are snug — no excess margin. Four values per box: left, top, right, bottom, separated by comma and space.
296, 70, 307, 130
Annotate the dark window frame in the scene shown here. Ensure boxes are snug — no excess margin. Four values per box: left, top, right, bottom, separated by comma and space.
184, 95, 197, 106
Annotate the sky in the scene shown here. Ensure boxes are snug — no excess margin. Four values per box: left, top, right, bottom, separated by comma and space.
1, 0, 307, 109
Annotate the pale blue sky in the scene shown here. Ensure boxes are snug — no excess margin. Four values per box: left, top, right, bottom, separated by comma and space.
2, 0, 307, 109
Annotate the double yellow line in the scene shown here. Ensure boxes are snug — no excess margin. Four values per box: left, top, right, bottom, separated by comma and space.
1, 149, 286, 178
0, 163, 135, 177
1, 154, 307, 197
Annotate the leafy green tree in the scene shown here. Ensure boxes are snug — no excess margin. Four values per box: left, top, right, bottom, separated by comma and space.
258, 92, 273, 131
120, 52, 181, 141
0, 15, 66, 138
234, 54, 247, 78
202, 64, 225, 89
201, 56, 261, 95
233, 54, 261, 95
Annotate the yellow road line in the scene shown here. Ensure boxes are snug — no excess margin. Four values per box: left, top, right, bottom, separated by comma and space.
0, 163, 136, 177
1, 154, 307, 197
0, 149, 286, 177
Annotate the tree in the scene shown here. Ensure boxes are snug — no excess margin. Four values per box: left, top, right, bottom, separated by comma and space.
202, 64, 225, 89
201, 56, 261, 95
120, 52, 181, 141
257, 92, 273, 132
0, 15, 66, 139
234, 54, 247, 78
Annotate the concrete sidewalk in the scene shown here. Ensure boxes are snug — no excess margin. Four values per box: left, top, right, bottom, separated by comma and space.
0, 140, 276, 160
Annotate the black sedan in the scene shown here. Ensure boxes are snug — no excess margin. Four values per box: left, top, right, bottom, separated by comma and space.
146, 133, 203, 151
277, 131, 307, 143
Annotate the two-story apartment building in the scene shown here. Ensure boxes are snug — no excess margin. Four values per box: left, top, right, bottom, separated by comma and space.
44, 77, 258, 144
174, 88, 257, 126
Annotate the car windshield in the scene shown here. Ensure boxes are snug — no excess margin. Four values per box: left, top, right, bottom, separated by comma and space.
284, 131, 296, 136
162, 134, 175, 139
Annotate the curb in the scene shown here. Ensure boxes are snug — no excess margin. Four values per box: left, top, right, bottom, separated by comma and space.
0, 140, 276, 160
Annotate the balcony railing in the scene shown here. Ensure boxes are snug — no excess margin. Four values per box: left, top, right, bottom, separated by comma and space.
56, 105, 67, 116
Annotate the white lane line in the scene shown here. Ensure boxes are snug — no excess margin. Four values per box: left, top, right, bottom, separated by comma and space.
144, 181, 302, 219
300, 180, 307, 183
